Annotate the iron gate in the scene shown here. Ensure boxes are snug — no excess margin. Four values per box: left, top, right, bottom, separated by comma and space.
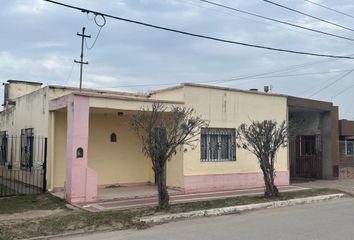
289, 135, 322, 179
0, 135, 47, 197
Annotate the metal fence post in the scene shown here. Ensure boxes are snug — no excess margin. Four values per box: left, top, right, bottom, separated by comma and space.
42, 138, 47, 193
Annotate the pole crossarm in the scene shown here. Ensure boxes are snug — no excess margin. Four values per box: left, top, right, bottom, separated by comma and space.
74, 27, 91, 91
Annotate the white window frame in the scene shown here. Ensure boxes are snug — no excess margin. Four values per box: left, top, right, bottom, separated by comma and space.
200, 128, 236, 162
345, 139, 354, 156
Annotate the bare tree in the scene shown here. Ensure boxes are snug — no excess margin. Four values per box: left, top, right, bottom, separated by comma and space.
130, 103, 208, 210
237, 120, 288, 197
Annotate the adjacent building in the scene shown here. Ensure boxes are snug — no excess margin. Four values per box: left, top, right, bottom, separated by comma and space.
338, 119, 354, 179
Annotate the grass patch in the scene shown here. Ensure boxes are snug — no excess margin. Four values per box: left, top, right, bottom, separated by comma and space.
0, 193, 67, 215
166, 188, 344, 213
0, 188, 345, 239
0, 210, 139, 240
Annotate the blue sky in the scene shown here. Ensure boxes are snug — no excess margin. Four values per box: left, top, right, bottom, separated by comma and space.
1, 0, 354, 118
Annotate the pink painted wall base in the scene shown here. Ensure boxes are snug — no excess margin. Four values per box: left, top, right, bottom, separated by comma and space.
184, 171, 289, 193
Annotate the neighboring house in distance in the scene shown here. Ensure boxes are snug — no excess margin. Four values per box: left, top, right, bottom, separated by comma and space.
338, 119, 354, 179
0, 80, 340, 203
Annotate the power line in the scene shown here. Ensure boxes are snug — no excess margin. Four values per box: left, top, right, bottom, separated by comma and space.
308, 69, 354, 98
85, 13, 107, 50
185, 0, 322, 39
107, 69, 352, 89
296, 70, 348, 96
64, 61, 76, 85
85, 26, 103, 50
331, 84, 354, 100
263, 0, 354, 33
198, 0, 354, 43
43, 0, 354, 59
304, 0, 354, 19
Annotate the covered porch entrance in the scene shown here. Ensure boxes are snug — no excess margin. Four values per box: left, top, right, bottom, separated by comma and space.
288, 99, 338, 182
48, 93, 184, 203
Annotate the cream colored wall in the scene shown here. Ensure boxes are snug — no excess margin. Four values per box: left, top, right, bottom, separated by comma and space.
149, 87, 185, 102
166, 148, 184, 188
87, 113, 153, 186
87, 111, 184, 188
52, 111, 67, 189
0, 87, 49, 137
7, 82, 42, 100
182, 86, 288, 176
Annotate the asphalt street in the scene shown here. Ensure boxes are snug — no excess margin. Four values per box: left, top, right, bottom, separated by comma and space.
60, 198, 354, 240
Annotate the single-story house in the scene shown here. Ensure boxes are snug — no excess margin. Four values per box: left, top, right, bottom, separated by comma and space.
0, 80, 340, 203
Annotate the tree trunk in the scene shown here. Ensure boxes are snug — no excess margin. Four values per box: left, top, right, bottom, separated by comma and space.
155, 166, 170, 210
261, 159, 279, 198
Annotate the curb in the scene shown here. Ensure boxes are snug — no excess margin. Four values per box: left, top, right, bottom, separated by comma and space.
139, 193, 345, 224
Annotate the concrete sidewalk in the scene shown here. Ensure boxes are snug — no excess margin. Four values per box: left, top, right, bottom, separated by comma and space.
293, 179, 354, 195
77, 185, 306, 212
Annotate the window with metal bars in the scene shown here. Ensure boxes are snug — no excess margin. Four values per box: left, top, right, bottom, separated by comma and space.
0, 131, 7, 165
200, 128, 236, 162
21, 128, 34, 170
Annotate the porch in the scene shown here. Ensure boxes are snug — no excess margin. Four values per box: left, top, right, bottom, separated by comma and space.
288, 100, 338, 181
48, 93, 184, 203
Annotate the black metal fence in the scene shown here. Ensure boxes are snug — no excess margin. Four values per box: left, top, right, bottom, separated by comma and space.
0, 135, 47, 197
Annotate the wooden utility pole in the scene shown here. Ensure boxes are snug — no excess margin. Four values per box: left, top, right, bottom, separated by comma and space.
74, 27, 91, 91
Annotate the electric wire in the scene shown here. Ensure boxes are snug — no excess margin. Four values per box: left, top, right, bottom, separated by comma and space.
263, 0, 354, 32
308, 69, 354, 98
331, 86, 354, 100
84, 13, 106, 50
331, 76, 354, 100
304, 0, 354, 20
107, 69, 352, 89
198, 0, 354, 42
86, 12, 95, 21
185, 0, 321, 39
85, 26, 103, 50
64, 61, 76, 85
296, 70, 347, 96
43, 0, 354, 59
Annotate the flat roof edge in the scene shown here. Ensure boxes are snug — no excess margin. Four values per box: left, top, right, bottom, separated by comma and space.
7, 80, 43, 85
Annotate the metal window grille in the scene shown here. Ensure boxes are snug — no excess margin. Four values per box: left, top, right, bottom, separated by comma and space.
200, 128, 236, 162
0, 131, 7, 165
20, 128, 34, 170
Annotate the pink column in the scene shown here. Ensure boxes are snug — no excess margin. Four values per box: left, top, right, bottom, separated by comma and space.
65, 95, 97, 203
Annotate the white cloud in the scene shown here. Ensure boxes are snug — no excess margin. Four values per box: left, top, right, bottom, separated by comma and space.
33, 42, 67, 49
9, 0, 48, 15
